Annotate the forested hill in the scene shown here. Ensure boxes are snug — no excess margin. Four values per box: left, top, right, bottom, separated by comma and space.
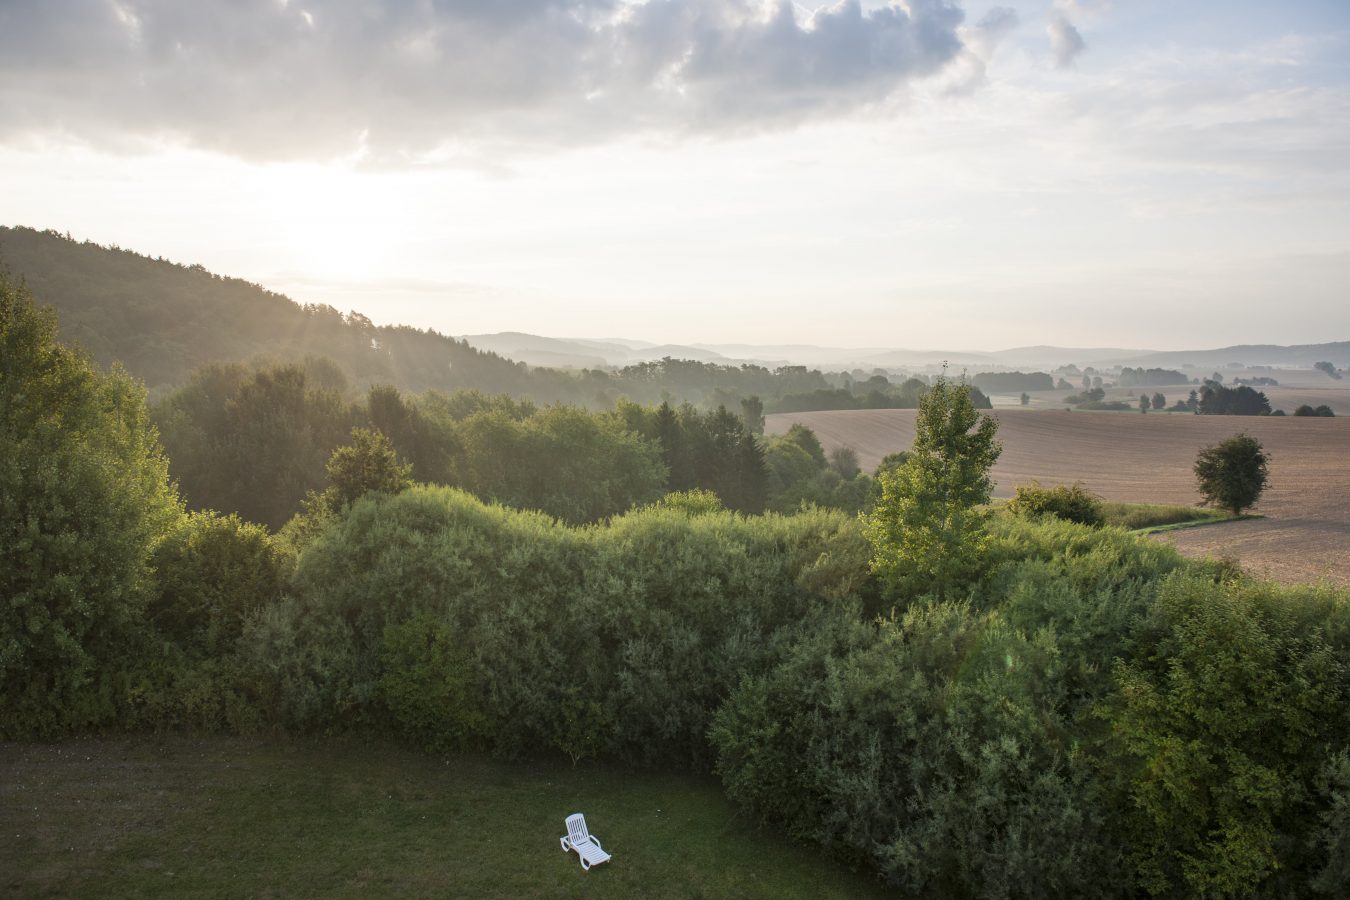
0, 226, 559, 400
0, 226, 863, 408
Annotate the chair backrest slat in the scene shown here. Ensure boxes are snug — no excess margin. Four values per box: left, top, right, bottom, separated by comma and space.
566, 813, 589, 844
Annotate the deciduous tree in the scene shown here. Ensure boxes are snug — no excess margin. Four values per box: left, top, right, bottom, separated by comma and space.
1194, 433, 1269, 515
864, 377, 1001, 599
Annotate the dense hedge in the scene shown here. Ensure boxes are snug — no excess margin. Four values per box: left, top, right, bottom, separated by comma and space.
265, 487, 870, 768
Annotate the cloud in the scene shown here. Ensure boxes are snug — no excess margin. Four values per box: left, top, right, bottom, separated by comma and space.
1048, 11, 1086, 67
938, 6, 1019, 95
0, 0, 971, 161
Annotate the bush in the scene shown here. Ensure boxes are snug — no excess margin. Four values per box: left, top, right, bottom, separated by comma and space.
378, 614, 490, 751
711, 599, 1125, 896
149, 510, 289, 655
275, 486, 871, 767
1312, 750, 1350, 894
1098, 575, 1350, 896
1007, 481, 1105, 527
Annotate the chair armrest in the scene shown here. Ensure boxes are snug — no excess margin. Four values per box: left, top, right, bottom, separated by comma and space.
589, 836, 604, 851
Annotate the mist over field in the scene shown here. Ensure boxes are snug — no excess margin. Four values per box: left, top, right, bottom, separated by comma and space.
4, 2, 1350, 897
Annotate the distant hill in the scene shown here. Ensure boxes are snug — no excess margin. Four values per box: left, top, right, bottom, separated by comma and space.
0, 226, 572, 400
1110, 343, 1350, 369
0, 227, 842, 409
455, 332, 624, 368
989, 345, 1151, 368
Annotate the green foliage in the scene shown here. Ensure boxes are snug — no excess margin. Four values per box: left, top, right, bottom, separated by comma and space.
1194, 433, 1270, 515
0, 274, 181, 738
1312, 750, 1350, 894
1198, 381, 1272, 416
740, 395, 765, 435
155, 362, 354, 529
1294, 404, 1336, 417
1098, 575, 1350, 897
1066, 386, 1106, 404
767, 376, 937, 414
1314, 361, 1341, 380
649, 488, 726, 515
277, 486, 869, 767
1118, 367, 1189, 388
149, 510, 288, 655
454, 404, 667, 523
620, 401, 768, 513
711, 600, 1124, 896
1007, 481, 1106, 527
864, 378, 1002, 600
827, 446, 860, 479
762, 429, 872, 514
378, 614, 490, 752
319, 427, 413, 511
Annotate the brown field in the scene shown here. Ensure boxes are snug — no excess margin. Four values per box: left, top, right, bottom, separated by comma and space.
766, 409, 1350, 586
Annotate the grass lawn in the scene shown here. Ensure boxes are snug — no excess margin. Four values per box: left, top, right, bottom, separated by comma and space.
2, 736, 889, 899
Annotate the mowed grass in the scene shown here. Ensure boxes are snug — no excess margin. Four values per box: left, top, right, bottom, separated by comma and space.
1, 736, 889, 900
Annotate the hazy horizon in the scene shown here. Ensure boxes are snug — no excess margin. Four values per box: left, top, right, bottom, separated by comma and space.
3, 0, 1348, 350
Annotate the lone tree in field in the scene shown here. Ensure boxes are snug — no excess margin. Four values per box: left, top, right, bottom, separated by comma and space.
1194, 434, 1269, 516
864, 376, 1001, 599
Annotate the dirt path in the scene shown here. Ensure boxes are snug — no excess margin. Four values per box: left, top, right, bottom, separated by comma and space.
766, 409, 1350, 586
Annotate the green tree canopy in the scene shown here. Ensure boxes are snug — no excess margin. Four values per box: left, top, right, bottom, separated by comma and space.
1194, 433, 1269, 516
863, 378, 1002, 599
0, 274, 181, 737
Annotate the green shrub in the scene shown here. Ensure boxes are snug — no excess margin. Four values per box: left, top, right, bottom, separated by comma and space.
278, 486, 871, 767
378, 614, 490, 751
1312, 750, 1350, 894
711, 600, 1126, 896
1007, 481, 1105, 527
149, 510, 289, 655
649, 488, 725, 515
1098, 575, 1350, 896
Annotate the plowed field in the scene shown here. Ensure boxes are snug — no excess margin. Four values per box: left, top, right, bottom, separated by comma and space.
765, 409, 1350, 586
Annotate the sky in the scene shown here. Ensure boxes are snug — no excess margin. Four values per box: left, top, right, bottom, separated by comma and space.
2, 0, 1348, 351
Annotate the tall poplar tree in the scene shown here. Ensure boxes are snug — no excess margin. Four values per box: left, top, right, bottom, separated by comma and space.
864, 377, 1001, 599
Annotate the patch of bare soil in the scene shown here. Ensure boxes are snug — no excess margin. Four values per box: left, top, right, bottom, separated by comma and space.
766, 409, 1350, 586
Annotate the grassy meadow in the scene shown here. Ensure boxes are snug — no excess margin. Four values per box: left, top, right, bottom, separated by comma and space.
2, 736, 888, 899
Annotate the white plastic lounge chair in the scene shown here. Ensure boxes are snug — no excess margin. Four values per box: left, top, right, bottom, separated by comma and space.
560, 812, 612, 871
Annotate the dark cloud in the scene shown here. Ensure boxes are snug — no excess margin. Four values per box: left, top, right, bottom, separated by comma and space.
0, 0, 969, 160
1048, 11, 1085, 68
